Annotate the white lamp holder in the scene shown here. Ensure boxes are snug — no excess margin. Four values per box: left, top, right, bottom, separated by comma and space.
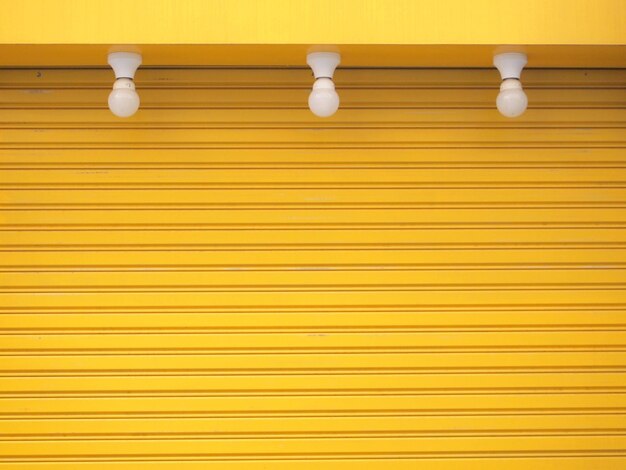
108, 52, 142, 80
307, 52, 340, 79
493, 52, 527, 80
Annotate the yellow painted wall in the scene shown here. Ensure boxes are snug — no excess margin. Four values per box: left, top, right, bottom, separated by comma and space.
1, 0, 625, 45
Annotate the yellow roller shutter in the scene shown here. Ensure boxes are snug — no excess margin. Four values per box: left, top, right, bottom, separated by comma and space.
0, 67, 625, 469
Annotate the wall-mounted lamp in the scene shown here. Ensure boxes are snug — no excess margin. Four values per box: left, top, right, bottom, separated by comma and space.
108, 52, 142, 118
493, 52, 528, 118
307, 52, 340, 118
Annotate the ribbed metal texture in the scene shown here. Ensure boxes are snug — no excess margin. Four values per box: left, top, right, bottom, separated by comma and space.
0, 67, 625, 468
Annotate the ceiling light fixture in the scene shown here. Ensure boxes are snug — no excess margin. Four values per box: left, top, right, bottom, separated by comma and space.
107, 52, 142, 118
493, 52, 528, 118
307, 52, 340, 118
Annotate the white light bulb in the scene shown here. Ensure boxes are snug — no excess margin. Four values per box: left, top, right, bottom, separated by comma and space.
308, 78, 339, 118
496, 78, 528, 118
108, 78, 140, 118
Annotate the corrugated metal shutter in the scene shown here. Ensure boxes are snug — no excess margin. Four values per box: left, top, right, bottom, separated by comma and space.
0, 67, 625, 469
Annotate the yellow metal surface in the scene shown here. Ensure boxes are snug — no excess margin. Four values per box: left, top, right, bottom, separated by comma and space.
0, 67, 625, 468
1, 44, 626, 67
